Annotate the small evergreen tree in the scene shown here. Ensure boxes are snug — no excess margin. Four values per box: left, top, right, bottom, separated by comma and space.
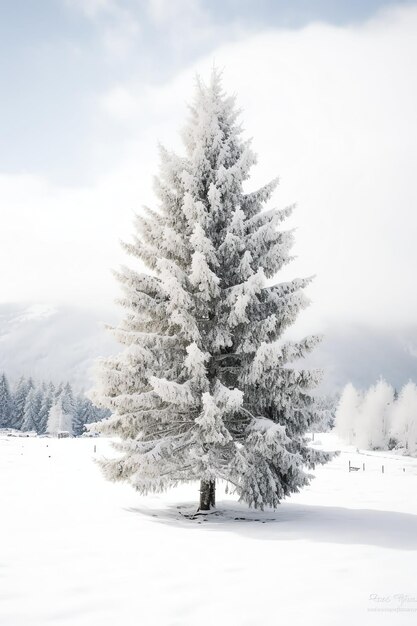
54, 382, 64, 400
71, 393, 109, 436
312, 394, 339, 433
391, 382, 417, 454
92, 71, 330, 509
11, 377, 31, 430
335, 383, 362, 445
21, 387, 43, 432
0, 373, 13, 428
73, 394, 88, 437
47, 395, 73, 436
61, 383, 75, 415
38, 387, 55, 434
359, 379, 394, 450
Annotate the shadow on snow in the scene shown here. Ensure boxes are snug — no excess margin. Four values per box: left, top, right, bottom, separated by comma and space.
125, 501, 417, 551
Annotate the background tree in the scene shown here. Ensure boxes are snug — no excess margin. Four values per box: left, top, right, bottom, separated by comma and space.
311, 393, 339, 433
92, 71, 330, 510
0, 372, 107, 436
334, 383, 362, 445
47, 396, 73, 435
21, 387, 42, 432
358, 379, 394, 450
0, 373, 13, 428
72, 394, 86, 437
74, 395, 108, 436
37, 384, 55, 435
391, 381, 417, 453
335, 379, 417, 455
11, 376, 32, 430
61, 383, 75, 416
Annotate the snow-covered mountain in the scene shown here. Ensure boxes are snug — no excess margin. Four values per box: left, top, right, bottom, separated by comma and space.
0, 303, 117, 389
0, 303, 416, 393
306, 323, 417, 393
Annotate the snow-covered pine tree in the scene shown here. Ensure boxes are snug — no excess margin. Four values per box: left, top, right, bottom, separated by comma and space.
0, 373, 13, 428
359, 379, 394, 450
21, 387, 43, 433
73, 393, 109, 436
47, 395, 73, 436
61, 383, 75, 415
390, 382, 417, 454
54, 382, 65, 401
311, 393, 338, 433
334, 383, 362, 445
72, 394, 86, 437
11, 376, 32, 430
38, 384, 55, 435
92, 70, 330, 510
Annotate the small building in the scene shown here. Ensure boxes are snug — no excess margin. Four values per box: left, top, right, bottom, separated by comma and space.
57, 431, 71, 439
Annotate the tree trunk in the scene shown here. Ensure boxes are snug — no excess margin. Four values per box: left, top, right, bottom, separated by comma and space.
199, 479, 216, 510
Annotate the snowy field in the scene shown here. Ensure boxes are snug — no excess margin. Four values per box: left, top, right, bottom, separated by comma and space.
1, 433, 416, 626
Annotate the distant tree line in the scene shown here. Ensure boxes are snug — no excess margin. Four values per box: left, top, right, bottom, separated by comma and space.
0, 373, 109, 436
335, 379, 417, 454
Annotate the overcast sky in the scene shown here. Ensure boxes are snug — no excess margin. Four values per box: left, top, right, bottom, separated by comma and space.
1, 0, 417, 340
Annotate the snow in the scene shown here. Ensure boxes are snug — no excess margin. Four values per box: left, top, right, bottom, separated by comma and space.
1, 432, 416, 626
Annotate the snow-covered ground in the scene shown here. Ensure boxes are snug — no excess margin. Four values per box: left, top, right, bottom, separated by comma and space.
1, 433, 416, 626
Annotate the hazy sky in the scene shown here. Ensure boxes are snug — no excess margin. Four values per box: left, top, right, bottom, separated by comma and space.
1, 0, 417, 338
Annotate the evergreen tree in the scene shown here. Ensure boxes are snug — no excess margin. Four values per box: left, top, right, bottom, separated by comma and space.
38, 387, 54, 434
47, 395, 73, 435
73, 394, 87, 437
359, 379, 394, 450
312, 394, 339, 433
92, 71, 330, 510
54, 382, 64, 400
21, 387, 42, 432
61, 383, 75, 432
61, 383, 75, 413
390, 382, 417, 454
93, 405, 111, 423
71, 393, 109, 437
334, 383, 362, 445
0, 373, 13, 428
11, 376, 31, 430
